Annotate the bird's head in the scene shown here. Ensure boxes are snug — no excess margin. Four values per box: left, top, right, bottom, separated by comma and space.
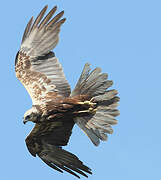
23, 106, 40, 124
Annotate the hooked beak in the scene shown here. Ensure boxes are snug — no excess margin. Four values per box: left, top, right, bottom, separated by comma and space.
23, 114, 31, 124
23, 117, 30, 124
23, 119, 28, 124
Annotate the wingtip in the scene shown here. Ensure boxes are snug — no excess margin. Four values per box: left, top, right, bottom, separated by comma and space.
57, 10, 65, 18
62, 18, 66, 23
44, 5, 48, 10
53, 5, 57, 11
31, 16, 34, 21
41, 5, 48, 15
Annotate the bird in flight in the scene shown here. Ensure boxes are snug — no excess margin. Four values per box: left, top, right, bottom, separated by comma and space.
15, 5, 120, 178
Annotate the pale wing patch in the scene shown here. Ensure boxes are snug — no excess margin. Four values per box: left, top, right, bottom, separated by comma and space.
15, 52, 71, 105
31, 55, 71, 98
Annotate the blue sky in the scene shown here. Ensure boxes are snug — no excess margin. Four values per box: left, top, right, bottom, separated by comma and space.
1, 0, 161, 179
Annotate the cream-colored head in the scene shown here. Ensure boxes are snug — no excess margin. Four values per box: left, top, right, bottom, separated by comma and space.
23, 106, 40, 124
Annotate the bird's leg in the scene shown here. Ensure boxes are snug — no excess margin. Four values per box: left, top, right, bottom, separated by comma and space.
76, 100, 97, 114
77, 100, 96, 107
76, 108, 97, 114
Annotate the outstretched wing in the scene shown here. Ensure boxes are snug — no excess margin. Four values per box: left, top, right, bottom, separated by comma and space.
15, 5, 71, 105
25, 121, 92, 178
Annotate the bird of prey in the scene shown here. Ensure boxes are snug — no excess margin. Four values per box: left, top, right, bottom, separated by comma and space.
15, 5, 120, 178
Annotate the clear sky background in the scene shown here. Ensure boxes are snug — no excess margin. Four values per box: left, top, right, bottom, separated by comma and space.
1, 0, 161, 179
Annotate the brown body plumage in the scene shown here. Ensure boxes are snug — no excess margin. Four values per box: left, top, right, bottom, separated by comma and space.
15, 5, 119, 178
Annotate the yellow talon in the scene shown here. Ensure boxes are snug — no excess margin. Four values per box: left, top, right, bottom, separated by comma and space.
78, 100, 96, 107
77, 100, 97, 114
77, 108, 97, 114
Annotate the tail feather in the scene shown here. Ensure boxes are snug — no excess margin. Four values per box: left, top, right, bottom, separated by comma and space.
92, 89, 118, 102
71, 63, 91, 97
76, 117, 101, 146
72, 63, 119, 146
72, 64, 113, 97
82, 74, 108, 94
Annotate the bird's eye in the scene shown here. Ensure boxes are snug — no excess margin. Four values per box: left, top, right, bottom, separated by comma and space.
25, 115, 30, 120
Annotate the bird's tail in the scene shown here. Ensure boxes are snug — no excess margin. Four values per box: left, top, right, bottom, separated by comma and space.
71, 63, 120, 146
